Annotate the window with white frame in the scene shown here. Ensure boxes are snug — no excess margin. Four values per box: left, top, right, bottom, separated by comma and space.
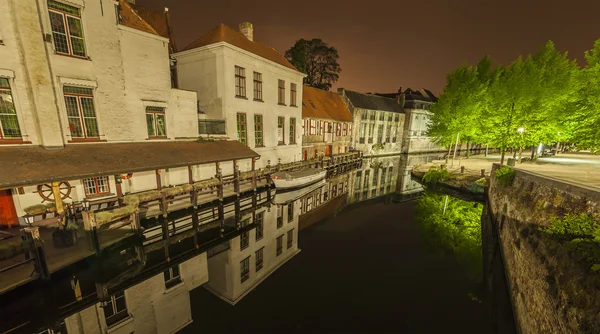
48, 0, 86, 57
0, 78, 22, 139
63, 86, 99, 138
163, 265, 182, 289
83, 176, 110, 196
102, 291, 128, 327
235, 66, 246, 98
146, 106, 166, 138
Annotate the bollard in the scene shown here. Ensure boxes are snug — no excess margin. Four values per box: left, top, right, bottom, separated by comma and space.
461, 166, 465, 174
481, 169, 485, 177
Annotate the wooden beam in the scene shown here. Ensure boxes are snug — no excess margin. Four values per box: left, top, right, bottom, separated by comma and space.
114, 175, 124, 206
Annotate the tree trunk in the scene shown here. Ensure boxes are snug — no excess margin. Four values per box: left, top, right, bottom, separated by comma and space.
485, 144, 489, 157
466, 142, 470, 158
512, 149, 517, 159
500, 149, 506, 164
518, 147, 523, 163
531, 147, 535, 160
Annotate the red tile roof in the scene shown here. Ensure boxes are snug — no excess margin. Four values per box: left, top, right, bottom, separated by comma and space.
118, 0, 160, 37
181, 24, 298, 71
0, 141, 258, 189
302, 86, 353, 122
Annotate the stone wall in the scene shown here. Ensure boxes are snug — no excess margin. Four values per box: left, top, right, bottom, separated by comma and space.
486, 165, 600, 333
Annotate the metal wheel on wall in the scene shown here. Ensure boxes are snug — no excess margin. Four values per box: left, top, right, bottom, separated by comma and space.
37, 181, 72, 203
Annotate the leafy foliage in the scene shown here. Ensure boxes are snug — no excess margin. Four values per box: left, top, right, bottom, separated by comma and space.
284, 39, 341, 91
415, 192, 483, 278
494, 166, 515, 187
422, 166, 450, 184
429, 40, 584, 160
541, 214, 600, 271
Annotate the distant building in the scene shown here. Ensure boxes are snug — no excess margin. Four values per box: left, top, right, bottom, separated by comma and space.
338, 88, 405, 156
174, 22, 306, 168
301, 86, 354, 160
375, 88, 441, 154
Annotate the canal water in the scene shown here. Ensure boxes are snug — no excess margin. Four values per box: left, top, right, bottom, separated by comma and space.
182, 195, 493, 333
0, 152, 515, 333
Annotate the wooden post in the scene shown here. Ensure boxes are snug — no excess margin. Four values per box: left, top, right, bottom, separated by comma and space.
156, 169, 162, 190
189, 165, 197, 208
160, 216, 170, 261
234, 197, 241, 229
82, 211, 101, 255
218, 201, 225, 235
252, 158, 257, 190
233, 160, 240, 194
191, 207, 199, 248
115, 175, 124, 206
216, 162, 223, 200
23, 226, 50, 279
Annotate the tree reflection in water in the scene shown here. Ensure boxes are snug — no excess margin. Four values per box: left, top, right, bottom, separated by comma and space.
415, 191, 483, 280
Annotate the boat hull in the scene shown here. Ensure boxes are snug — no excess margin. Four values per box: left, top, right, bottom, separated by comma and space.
272, 170, 327, 191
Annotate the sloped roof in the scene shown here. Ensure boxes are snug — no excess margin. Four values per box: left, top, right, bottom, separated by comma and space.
0, 141, 258, 189
302, 86, 352, 122
404, 88, 438, 102
118, 0, 160, 37
343, 89, 404, 113
181, 24, 298, 71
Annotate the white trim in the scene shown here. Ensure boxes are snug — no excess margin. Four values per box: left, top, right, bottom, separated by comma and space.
0, 69, 15, 78
142, 100, 168, 108
117, 25, 169, 43
58, 77, 97, 88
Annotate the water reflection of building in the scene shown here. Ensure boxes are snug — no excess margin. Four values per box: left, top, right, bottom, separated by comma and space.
35, 189, 287, 333
204, 197, 300, 305
348, 155, 400, 203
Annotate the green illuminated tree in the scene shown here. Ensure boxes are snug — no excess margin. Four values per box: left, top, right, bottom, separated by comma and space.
570, 39, 600, 152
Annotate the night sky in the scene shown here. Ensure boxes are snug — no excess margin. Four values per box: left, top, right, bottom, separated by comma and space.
140, 0, 600, 95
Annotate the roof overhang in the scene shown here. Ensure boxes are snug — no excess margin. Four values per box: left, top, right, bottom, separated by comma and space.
0, 141, 258, 189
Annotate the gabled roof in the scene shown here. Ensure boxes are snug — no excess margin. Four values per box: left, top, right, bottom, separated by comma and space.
403, 88, 438, 103
0, 141, 258, 189
118, 0, 160, 37
180, 24, 298, 71
302, 86, 353, 122
343, 89, 404, 113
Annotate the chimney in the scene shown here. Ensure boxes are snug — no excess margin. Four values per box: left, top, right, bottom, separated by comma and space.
397, 86, 405, 105
239, 22, 254, 41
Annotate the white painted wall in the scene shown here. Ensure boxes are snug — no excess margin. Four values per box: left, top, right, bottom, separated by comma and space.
64, 251, 208, 334
0, 0, 198, 147
175, 38, 305, 168
350, 108, 406, 157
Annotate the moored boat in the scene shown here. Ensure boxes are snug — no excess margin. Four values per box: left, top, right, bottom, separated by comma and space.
270, 168, 327, 191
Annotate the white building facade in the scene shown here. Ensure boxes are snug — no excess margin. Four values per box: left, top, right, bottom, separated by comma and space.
0, 1, 264, 227
174, 22, 306, 169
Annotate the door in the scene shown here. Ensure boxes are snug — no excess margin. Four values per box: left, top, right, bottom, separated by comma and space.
303, 150, 307, 161
0, 189, 18, 228
325, 145, 332, 157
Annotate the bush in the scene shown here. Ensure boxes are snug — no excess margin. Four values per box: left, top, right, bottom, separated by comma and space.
541, 214, 600, 271
495, 166, 515, 187
422, 166, 450, 185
